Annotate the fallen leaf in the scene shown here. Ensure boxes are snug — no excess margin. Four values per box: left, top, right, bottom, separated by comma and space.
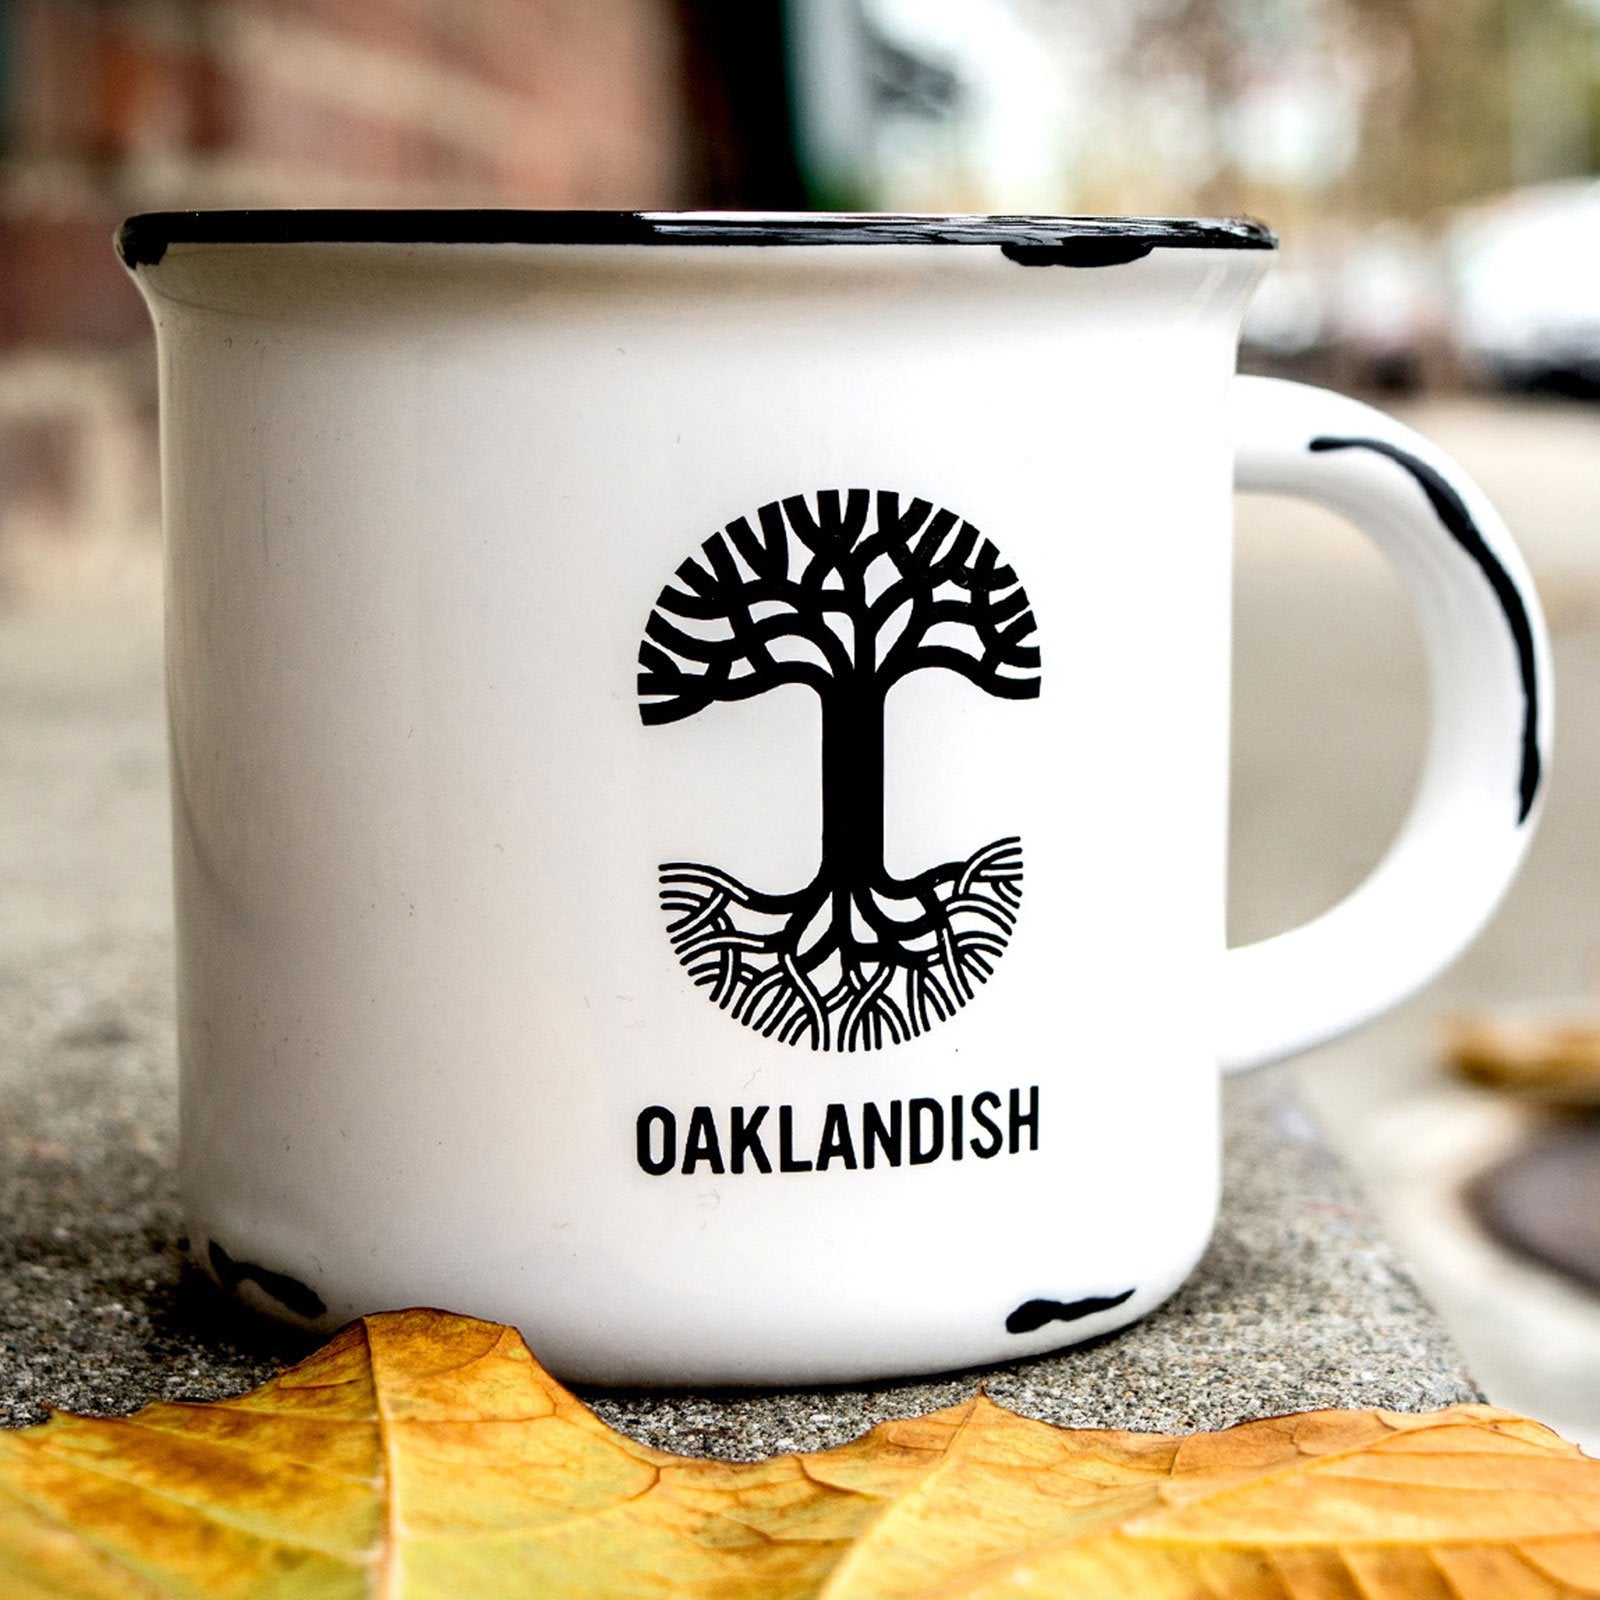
1444, 1009, 1600, 1107
1, 1309, 1598, 1598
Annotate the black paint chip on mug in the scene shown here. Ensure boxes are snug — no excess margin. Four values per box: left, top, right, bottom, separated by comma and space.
999, 239, 1156, 268
1005, 1287, 1135, 1335
1308, 434, 1543, 825
208, 1239, 327, 1321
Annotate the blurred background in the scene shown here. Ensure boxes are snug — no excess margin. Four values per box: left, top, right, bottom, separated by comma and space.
4, 0, 1600, 1444
10, 0, 1600, 597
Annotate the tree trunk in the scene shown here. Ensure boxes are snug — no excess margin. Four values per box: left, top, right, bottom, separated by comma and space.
819, 683, 885, 898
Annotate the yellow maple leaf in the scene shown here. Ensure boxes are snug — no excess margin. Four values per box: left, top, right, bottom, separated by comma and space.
0, 1308, 1597, 1598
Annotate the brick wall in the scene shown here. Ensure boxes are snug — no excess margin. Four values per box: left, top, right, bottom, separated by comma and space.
0, 0, 724, 598
4, 0, 703, 347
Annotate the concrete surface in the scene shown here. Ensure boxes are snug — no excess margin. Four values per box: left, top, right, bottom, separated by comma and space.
0, 599, 1477, 1451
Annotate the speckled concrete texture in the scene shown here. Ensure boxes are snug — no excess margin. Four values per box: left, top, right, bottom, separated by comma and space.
0, 601, 1477, 1450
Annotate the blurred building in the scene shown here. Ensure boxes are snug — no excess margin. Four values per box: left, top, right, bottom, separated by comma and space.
0, 0, 803, 599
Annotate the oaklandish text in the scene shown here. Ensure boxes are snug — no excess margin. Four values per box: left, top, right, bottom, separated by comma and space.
635, 1088, 1040, 1176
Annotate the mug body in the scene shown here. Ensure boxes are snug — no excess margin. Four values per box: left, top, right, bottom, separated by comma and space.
125, 214, 1272, 1384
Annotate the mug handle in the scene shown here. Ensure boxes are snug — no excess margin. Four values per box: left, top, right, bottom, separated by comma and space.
1222, 375, 1551, 1071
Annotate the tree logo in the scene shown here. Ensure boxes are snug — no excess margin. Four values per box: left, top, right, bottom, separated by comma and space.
639, 490, 1040, 1052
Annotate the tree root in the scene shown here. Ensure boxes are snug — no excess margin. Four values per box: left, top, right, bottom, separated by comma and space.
658, 837, 1022, 1052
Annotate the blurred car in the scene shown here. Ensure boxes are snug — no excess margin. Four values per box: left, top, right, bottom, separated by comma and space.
1242, 259, 1331, 365
1330, 225, 1440, 392
1448, 182, 1600, 392
1242, 228, 1442, 392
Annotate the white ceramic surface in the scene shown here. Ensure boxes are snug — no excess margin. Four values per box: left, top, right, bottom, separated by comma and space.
122, 212, 1550, 1385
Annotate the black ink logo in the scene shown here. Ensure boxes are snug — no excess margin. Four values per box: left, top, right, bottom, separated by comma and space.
639, 490, 1040, 1051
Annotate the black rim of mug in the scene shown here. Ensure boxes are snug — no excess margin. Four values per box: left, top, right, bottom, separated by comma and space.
117, 210, 1277, 269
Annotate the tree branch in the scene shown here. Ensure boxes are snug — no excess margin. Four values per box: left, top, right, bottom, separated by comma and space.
640, 656, 833, 723
884, 645, 1041, 698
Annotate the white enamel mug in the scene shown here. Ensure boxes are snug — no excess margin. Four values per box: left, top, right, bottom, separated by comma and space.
120, 211, 1550, 1385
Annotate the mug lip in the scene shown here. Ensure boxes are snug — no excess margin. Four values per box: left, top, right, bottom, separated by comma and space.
117, 209, 1277, 269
